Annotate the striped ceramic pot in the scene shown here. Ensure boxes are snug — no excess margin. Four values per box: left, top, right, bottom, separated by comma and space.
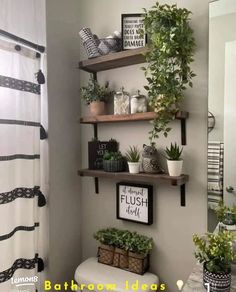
203, 264, 231, 292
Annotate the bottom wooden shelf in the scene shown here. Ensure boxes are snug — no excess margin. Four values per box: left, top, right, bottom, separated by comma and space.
78, 169, 189, 206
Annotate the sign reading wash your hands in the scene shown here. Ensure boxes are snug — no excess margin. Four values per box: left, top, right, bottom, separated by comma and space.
116, 183, 153, 225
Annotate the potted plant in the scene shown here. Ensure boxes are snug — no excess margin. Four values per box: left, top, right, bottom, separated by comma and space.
165, 142, 183, 176
94, 228, 117, 265
142, 2, 196, 141
113, 229, 131, 269
103, 151, 125, 172
125, 146, 141, 174
88, 138, 118, 170
215, 201, 236, 230
126, 232, 154, 275
80, 76, 112, 116
193, 231, 236, 292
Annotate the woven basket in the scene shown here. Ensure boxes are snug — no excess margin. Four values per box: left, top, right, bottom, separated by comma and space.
98, 244, 114, 265
103, 160, 124, 172
113, 248, 128, 269
128, 252, 149, 275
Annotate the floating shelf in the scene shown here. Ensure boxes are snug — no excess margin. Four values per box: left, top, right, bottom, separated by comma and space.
79, 47, 149, 73
78, 169, 188, 206
80, 111, 189, 124
80, 111, 189, 145
78, 169, 188, 185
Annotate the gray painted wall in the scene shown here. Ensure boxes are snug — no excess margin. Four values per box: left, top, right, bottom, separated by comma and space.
78, 1, 209, 291
46, 0, 81, 284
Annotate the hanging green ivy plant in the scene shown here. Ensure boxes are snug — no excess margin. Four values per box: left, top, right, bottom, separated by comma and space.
142, 2, 196, 141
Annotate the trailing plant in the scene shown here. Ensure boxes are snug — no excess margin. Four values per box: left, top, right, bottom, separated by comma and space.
165, 142, 183, 160
80, 76, 112, 104
193, 231, 236, 273
125, 146, 140, 162
125, 232, 154, 255
103, 151, 124, 161
142, 2, 196, 141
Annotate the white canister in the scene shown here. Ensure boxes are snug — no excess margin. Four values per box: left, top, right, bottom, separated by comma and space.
131, 91, 147, 114
114, 88, 130, 115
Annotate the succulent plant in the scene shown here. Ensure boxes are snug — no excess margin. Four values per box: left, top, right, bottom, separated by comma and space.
125, 146, 140, 162
165, 142, 183, 160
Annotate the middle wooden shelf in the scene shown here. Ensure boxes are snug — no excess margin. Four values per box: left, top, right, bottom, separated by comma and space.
80, 111, 189, 145
80, 111, 188, 124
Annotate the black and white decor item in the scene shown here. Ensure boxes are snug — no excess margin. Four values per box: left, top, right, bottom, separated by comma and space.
0, 31, 46, 290
121, 13, 147, 50
116, 182, 153, 225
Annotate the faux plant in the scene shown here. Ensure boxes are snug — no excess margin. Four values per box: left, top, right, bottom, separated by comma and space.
94, 228, 154, 255
215, 200, 236, 225
193, 231, 236, 273
165, 143, 183, 160
113, 230, 131, 249
125, 146, 140, 162
125, 232, 154, 255
80, 76, 112, 104
103, 151, 124, 161
142, 2, 196, 141
93, 228, 118, 246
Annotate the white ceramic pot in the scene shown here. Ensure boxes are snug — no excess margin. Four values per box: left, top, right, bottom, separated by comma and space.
128, 162, 140, 174
167, 160, 183, 176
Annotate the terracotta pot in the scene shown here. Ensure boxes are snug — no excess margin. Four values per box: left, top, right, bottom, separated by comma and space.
128, 251, 149, 275
203, 263, 231, 292
113, 248, 128, 269
89, 101, 106, 116
97, 244, 114, 265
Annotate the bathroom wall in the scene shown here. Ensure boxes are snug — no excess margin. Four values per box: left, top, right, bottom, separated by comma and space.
46, 0, 81, 284
78, 1, 209, 291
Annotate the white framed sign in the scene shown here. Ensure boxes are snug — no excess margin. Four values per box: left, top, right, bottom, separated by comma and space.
116, 182, 153, 225
121, 14, 147, 50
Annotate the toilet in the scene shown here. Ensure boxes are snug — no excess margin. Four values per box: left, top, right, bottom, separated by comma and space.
74, 257, 159, 292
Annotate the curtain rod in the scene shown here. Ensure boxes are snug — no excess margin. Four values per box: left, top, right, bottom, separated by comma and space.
0, 29, 45, 53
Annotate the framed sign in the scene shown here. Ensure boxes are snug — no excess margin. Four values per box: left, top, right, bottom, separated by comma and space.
116, 182, 153, 225
121, 13, 147, 50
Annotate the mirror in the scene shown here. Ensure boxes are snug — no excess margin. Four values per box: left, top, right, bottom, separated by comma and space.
208, 0, 236, 231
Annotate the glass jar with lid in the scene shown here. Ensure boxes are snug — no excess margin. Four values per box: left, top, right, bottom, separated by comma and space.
130, 90, 147, 114
114, 87, 130, 115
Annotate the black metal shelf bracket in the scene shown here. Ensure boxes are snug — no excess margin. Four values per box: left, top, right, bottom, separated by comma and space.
181, 119, 187, 145
95, 177, 99, 194
180, 184, 186, 207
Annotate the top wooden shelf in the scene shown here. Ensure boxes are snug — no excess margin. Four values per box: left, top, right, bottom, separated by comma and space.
79, 47, 149, 73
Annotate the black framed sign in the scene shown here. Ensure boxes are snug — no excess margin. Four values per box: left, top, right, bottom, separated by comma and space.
116, 182, 153, 225
121, 13, 147, 50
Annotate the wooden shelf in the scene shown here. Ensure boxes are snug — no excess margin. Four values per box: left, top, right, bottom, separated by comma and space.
78, 169, 188, 206
80, 111, 189, 124
79, 47, 149, 73
78, 169, 188, 186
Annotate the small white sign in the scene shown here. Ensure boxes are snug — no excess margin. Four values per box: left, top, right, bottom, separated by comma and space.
117, 183, 153, 225
122, 14, 146, 50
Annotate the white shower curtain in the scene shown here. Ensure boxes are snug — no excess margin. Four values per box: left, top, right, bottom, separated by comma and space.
0, 37, 46, 292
